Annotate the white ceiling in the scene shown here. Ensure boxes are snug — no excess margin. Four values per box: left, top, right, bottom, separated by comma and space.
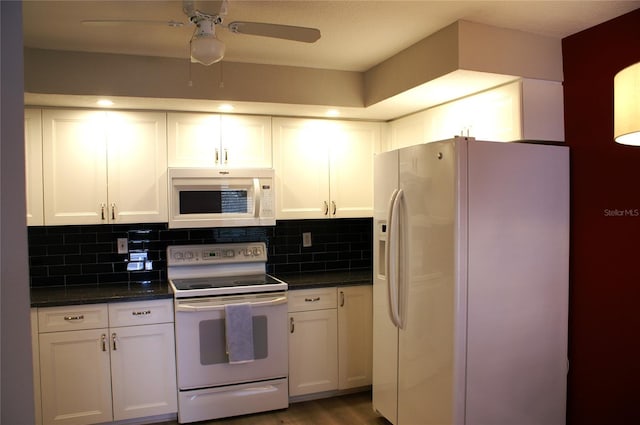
22, 0, 640, 119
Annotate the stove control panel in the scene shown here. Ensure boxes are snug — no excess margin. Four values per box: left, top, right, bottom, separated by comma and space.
167, 242, 267, 266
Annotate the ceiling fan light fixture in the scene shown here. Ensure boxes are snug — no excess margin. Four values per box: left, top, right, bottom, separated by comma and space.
190, 19, 225, 65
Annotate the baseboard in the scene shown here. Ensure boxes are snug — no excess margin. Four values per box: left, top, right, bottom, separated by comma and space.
289, 385, 371, 404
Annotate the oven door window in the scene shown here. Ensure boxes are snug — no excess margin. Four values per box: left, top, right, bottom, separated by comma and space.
179, 189, 251, 215
198, 316, 268, 365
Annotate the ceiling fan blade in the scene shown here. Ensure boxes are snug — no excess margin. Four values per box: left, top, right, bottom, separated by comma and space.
227, 21, 320, 43
81, 19, 185, 28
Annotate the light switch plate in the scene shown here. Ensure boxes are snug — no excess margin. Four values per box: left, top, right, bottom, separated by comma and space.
302, 232, 312, 247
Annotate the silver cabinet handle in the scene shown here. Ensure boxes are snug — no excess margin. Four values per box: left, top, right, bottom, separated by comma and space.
100, 203, 106, 220
223, 148, 228, 164
64, 314, 84, 321
111, 333, 117, 351
132, 310, 151, 316
111, 203, 116, 220
101, 334, 107, 352
304, 297, 321, 302
332, 201, 336, 215
340, 291, 345, 307
290, 317, 295, 333
323, 201, 329, 215
215, 148, 220, 164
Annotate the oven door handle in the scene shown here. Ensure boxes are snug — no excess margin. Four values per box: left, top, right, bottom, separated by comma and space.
176, 295, 287, 312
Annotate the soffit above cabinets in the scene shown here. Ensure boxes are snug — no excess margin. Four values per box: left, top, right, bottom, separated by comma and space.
24, 70, 517, 121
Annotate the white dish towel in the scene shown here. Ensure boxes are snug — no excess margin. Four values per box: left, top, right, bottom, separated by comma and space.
224, 302, 255, 364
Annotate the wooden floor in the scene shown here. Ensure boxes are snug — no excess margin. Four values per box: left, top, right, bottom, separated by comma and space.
157, 391, 390, 425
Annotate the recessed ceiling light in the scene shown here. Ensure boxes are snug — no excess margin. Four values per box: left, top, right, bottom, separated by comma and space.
218, 104, 234, 112
326, 109, 340, 117
96, 99, 113, 107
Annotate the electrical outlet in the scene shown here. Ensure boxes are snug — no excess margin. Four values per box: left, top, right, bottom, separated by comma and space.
302, 232, 312, 247
117, 238, 128, 254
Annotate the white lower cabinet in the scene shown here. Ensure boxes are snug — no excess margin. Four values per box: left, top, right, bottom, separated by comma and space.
288, 285, 372, 398
109, 323, 177, 421
35, 299, 177, 425
39, 328, 113, 425
288, 288, 339, 397
338, 285, 373, 389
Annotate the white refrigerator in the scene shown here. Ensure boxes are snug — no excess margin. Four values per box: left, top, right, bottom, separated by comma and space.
372, 137, 569, 425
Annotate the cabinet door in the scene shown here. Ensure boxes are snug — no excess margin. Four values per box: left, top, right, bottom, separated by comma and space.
273, 118, 330, 219
39, 329, 112, 425
288, 309, 338, 396
42, 109, 108, 225
329, 121, 380, 218
106, 111, 167, 223
25, 109, 44, 225
31, 309, 42, 425
338, 285, 373, 389
110, 323, 178, 420
221, 115, 272, 168
167, 112, 221, 167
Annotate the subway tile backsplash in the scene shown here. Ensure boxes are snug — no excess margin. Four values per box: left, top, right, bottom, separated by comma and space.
27, 218, 372, 288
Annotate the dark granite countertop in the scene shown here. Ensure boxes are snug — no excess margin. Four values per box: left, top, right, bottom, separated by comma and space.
30, 280, 173, 308
274, 269, 372, 290
30, 270, 373, 307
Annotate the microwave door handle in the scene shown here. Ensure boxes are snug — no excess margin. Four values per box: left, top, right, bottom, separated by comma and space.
254, 178, 261, 218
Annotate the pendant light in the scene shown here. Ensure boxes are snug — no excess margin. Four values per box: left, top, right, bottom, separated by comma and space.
614, 61, 640, 146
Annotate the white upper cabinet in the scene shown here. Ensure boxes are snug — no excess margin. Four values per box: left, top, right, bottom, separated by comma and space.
25, 108, 44, 226
273, 118, 381, 219
42, 109, 167, 225
168, 112, 272, 168
106, 111, 168, 224
221, 115, 273, 168
388, 78, 565, 150
167, 112, 221, 167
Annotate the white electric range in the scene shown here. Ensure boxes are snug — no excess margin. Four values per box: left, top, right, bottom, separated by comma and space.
167, 242, 288, 423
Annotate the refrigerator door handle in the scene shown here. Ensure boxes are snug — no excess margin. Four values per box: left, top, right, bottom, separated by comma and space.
385, 188, 399, 328
393, 189, 406, 329
386, 188, 404, 329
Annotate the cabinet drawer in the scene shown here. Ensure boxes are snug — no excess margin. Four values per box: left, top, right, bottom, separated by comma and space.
38, 304, 108, 333
108, 299, 174, 327
288, 288, 337, 312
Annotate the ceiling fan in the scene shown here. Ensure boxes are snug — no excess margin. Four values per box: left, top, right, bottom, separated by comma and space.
82, 0, 321, 66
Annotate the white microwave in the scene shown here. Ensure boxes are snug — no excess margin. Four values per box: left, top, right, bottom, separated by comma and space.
168, 168, 275, 228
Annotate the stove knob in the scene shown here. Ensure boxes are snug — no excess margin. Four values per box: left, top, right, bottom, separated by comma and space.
224, 249, 234, 258
185, 251, 193, 259
253, 247, 262, 256
174, 252, 183, 260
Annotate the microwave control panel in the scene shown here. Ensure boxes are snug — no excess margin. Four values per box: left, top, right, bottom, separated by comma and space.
167, 242, 267, 266
260, 181, 274, 216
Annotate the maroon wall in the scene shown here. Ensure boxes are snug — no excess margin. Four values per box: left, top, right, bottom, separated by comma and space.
562, 9, 640, 424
